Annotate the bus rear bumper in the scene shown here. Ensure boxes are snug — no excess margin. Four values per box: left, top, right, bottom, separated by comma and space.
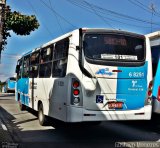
67, 105, 152, 122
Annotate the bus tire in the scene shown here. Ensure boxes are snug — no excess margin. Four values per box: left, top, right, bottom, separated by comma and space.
38, 103, 47, 126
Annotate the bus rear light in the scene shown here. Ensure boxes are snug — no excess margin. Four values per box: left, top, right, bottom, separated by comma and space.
73, 81, 80, 88
157, 86, 160, 102
73, 89, 79, 96
73, 97, 80, 105
148, 90, 152, 97
147, 80, 153, 103
149, 81, 153, 89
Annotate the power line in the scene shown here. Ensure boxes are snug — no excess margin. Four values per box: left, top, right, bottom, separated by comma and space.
127, 0, 152, 14
67, 0, 160, 27
150, 3, 156, 32
83, 1, 115, 29
135, 0, 160, 17
40, 0, 77, 28
68, 0, 158, 29
128, 0, 160, 17
26, 0, 54, 38
48, 0, 64, 34
69, 0, 158, 29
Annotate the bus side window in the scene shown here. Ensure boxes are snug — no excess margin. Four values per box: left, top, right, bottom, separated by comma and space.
40, 46, 53, 63
39, 46, 52, 78
30, 65, 39, 78
52, 38, 69, 77
29, 51, 40, 78
39, 63, 51, 78
22, 56, 30, 78
17, 60, 22, 79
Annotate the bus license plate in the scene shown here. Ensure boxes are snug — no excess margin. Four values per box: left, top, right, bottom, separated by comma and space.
108, 102, 123, 109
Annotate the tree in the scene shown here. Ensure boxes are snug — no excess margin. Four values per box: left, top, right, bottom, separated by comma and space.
0, 5, 40, 56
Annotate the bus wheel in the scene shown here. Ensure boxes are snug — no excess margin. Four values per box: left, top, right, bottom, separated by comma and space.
19, 100, 25, 111
38, 103, 47, 126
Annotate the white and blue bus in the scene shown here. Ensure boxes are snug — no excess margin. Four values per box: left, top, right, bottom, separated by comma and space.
4, 77, 16, 93
147, 31, 160, 114
15, 28, 152, 125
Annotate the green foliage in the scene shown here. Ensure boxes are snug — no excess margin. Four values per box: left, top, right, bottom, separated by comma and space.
6, 11, 39, 35
1, 5, 40, 50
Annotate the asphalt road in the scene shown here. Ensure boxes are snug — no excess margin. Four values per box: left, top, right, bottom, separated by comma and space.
0, 93, 160, 148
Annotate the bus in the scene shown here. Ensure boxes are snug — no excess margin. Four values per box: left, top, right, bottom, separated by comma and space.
147, 31, 160, 114
4, 77, 16, 93
15, 28, 152, 126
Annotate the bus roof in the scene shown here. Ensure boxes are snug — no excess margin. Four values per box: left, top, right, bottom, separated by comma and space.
146, 31, 160, 39
20, 28, 144, 58
146, 31, 160, 47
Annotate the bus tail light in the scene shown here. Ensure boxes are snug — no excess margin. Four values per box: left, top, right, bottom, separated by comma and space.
147, 80, 153, 104
149, 81, 153, 90
73, 81, 80, 88
71, 79, 82, 106
73, 97, 80, 105
73, 89, 79, 96
157, 86, 160, 102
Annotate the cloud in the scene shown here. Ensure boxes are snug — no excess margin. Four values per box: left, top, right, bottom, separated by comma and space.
1, 54, 21, 60
0, 73, 15, 82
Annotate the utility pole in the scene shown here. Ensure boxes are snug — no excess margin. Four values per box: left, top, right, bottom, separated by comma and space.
0, 0, 6, 62
149, 3, 156, 33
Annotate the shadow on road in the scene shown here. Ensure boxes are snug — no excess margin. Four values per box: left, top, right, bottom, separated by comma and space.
0, 100, 160, 148
115, 113, 160, 134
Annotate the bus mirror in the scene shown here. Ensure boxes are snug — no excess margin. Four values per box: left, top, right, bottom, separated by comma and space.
15, 65, 20, 73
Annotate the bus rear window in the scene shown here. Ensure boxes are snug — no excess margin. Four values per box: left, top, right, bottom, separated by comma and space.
83, 34, 145, 61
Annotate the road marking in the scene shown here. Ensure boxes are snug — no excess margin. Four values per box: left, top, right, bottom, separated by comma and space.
157, 139, 160, 142
0, 120, 8, 131
1, 124, 7, 131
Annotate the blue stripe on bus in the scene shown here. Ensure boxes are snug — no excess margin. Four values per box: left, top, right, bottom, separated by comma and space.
152, 59, 160, 99
17, 78, 29, 106
116, 62, 148, 110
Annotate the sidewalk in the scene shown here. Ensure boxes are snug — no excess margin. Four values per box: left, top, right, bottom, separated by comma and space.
0, 95, 21, 147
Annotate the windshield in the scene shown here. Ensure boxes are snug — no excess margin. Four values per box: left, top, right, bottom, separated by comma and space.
10, 77, 16, 81
83, 33, 145, 61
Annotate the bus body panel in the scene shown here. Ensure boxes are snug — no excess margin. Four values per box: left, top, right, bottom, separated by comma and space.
152, 58, 160, 113
82, 61, 148, 111
28, 78, 69, 121
146, 32, 160, 114
17, 78, 29, 106
67, 105, 152, 122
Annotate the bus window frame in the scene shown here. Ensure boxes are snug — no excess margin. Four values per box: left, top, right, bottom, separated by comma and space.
22, 55, 30, 78
80, 31, 146, 67
52, 37, 69, 78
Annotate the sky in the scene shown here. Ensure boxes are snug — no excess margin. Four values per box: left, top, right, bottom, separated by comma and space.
0, 0, 160, 81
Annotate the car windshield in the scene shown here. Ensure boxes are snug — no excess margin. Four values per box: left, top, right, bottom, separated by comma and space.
83, 33, 145, 61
